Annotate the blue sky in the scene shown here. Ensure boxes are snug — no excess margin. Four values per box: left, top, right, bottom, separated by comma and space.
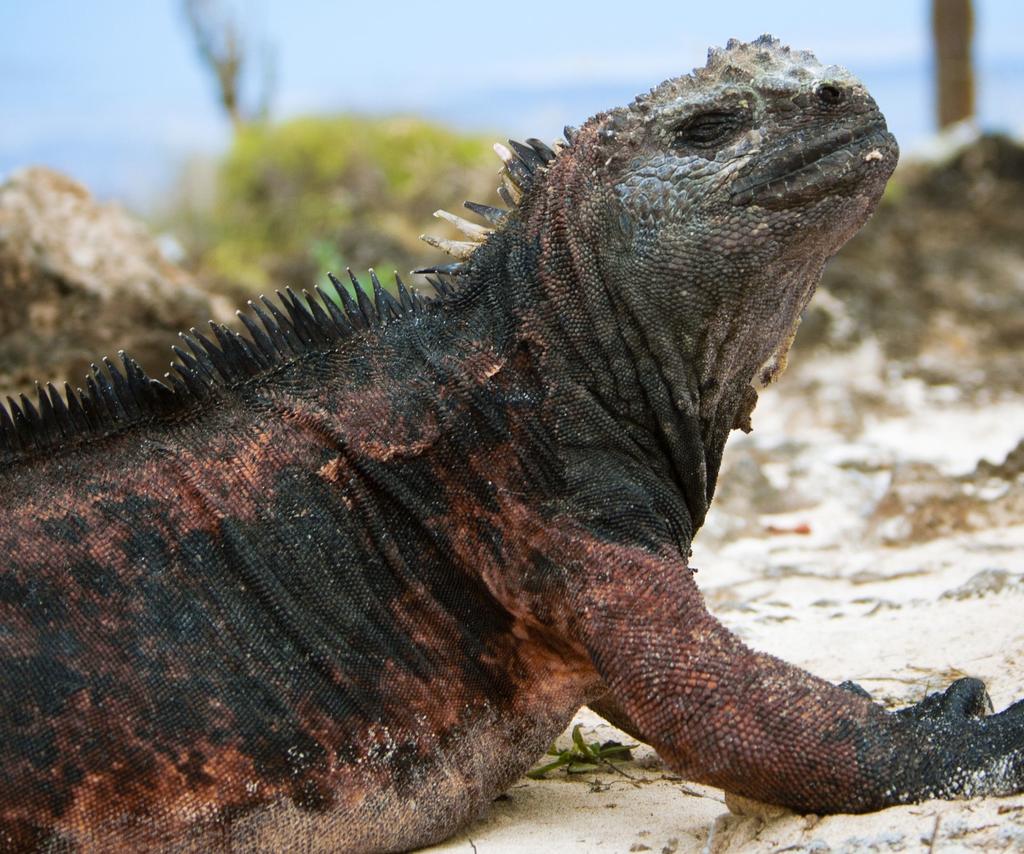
2, 0, 1022, 208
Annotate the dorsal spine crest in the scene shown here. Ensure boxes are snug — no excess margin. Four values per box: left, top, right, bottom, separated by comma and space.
0, 270, 436, 465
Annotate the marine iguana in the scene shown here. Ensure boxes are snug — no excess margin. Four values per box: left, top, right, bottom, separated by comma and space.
1, 35, 1022, 852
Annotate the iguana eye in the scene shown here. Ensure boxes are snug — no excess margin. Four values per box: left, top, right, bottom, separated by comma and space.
673, 110, 745, 149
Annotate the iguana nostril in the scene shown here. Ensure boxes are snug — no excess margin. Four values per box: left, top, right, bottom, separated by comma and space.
816, 83, 844, 105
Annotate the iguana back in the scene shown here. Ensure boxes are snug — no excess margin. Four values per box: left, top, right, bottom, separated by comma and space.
1, 278, 588, 849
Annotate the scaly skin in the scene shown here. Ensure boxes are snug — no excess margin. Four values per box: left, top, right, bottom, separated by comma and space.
1, 36, 1022, 852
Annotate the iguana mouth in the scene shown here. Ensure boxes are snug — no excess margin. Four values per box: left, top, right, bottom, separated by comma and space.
730, 121, 895, 208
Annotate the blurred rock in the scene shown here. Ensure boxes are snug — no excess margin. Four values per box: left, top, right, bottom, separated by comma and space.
976, 435, 1024, 480
869, 457, 1024, 544
0, 167, 230, 399
869, 466, 978, 543
940, 568, 1024, 600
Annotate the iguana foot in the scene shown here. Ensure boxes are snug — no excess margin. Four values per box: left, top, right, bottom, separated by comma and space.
838, 677, 1020, 800
839, 676, 994, 720
884, 678, 1024, 801
895, 676, 994, 723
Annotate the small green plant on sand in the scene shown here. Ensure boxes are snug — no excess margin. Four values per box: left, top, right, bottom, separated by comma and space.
526, 724, 636, 779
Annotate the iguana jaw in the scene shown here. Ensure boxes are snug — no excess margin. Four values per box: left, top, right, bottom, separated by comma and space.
730, 121, 896, 209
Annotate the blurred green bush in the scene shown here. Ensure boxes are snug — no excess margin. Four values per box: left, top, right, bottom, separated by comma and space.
172, 115, 497, 297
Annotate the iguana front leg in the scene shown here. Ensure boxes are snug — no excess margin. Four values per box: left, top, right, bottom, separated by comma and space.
564, 545, 1024, 813
588, 671, 1000, 755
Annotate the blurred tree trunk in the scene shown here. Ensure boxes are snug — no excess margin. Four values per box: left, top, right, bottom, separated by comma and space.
183, 0, 275, 130
932, 0, 975, 128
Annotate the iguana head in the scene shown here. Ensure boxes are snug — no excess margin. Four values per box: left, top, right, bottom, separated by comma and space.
428, 35, 897, 392
578, 34, 898, 386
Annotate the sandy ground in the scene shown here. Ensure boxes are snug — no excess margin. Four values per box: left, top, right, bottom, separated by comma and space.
425, 350, 1024, 853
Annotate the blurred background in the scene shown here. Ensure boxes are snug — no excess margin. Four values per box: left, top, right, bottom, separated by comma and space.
3, 0, 1024, 207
